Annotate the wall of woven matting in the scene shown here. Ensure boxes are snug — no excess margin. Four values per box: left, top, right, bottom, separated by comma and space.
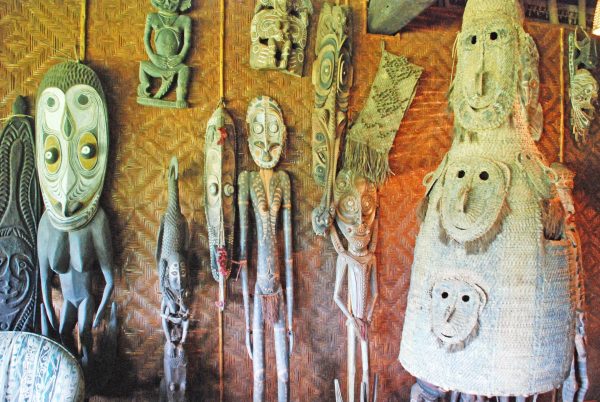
1, 1, 599, 401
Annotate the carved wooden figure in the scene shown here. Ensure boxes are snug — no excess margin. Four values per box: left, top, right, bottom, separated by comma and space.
36, 61, 115, 371
0, 96, 41, 333
239, 96, 294, 402
250, 0, 313, 77
157, 157, 190, 401
204, 105, 236, 309
331, 169, 378, 402
568, 27, 599, 144
311, 2, 353, 236
138, 0, 192, 109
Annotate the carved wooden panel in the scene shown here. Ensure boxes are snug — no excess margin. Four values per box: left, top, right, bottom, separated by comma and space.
1, 2, 598, 401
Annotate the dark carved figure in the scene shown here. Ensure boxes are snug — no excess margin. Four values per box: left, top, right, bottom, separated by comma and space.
157, 157, 190, 402
0, 96, 41, 332
239, 96, 294, 402
36, 61, 115, 371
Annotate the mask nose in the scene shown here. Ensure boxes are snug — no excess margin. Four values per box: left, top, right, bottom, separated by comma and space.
60, 170, 77, 217
457, 185, 471, 213
475, 45, 485, 97
444, 305, 456, 322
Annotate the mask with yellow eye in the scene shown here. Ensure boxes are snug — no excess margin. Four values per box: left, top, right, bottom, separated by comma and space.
333, 169, 378, 251
246, 96, 286, 170
36, 61, 109, 231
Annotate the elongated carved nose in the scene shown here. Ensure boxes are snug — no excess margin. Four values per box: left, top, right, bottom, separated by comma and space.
457, 186, 471, 213
60, 170, 77, 216
444, 305, 456, 322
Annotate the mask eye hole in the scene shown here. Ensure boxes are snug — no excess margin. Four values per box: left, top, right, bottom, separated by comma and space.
43, 135, 61, 174
471, 35, 477, 45
77, 94, 89, 106
479, 171, 489, 181
462, 295, 471, 302
78, 132, 98, 170
490, 32, 498, 41
457, 170, 466, 179
441, 292, 449, 299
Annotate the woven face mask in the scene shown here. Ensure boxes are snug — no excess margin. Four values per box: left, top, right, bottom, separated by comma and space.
333, 169, 377, 251
430, 278, 487, 352
36, 62, 108, 231
439, 158, 510, 252
451, 17, 518, 131
246, 96, 286, 169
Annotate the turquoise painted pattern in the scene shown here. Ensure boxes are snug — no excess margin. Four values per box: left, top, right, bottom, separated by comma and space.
0, 332, 84, 401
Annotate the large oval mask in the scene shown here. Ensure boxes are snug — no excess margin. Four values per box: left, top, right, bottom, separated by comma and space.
36, 62, 108, 231
439, 157, 510, 252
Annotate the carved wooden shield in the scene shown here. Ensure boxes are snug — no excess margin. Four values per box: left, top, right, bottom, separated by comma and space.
0, 96, 41, 332
204, 105, 236, 286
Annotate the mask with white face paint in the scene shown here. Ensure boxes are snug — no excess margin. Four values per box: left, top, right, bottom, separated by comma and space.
36, 62, 109, 231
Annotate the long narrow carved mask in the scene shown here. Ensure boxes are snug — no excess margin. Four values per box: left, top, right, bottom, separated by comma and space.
449, 0, 543, 138
36, 61, 109, 231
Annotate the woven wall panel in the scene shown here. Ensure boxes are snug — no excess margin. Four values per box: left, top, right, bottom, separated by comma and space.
1, 2, 599, 401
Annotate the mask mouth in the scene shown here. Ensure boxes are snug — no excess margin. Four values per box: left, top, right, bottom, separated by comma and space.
60, 201, 83, 217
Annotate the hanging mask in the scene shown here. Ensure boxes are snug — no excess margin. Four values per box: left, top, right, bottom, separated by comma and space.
438, 157, 511, 253
36, 62, 109, 231
246, 96, 286, 169
570, 69, 599, 144
333, 169, 377, 252
0, 96, 41, 332
430, 278, 487, 352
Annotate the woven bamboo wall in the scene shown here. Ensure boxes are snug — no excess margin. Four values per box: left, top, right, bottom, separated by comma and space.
0, 1, 599, 401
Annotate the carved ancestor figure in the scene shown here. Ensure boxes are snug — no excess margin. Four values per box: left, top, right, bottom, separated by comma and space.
400, 0, 578, 397
157, 157, 190, 401
250, 0, 313, 76
138, 0, 192, 109
204, 105, 236, 309
0, 96, 41, 332
239, 96, 294, 402
331, 169, 378, 402
569, 27, 599, 144
36, 61, 114, 370
311, 2, 353, 236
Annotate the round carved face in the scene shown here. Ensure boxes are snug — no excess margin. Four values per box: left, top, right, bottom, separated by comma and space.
246, 96, 286, 169
151, 0, 181, 13
334, 169, 377, 252
450, 17, 518, 131
36, 66, 108, 231
439, 158, 510, 246
430, 278, 487, 351
0, 235, 34, 330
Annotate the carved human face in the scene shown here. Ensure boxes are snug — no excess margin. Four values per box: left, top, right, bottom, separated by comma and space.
246, 96, 286, 169
571, 69, 599, 124
439, 158, 510, 249
0, 235, 34, 331
36, 62, 108, 231
450, 17, 518, 131
167, 253, 188, 294
430, 278, 487, 352
151, 0, 181, 13
334, 169, 377, 253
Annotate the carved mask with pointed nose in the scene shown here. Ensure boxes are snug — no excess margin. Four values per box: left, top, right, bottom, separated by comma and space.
36, 62, 108, 231
246, 96, 286, 170
333, 169, 377, 254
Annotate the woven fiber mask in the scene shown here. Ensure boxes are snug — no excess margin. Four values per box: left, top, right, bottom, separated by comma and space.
246, 96, 286, 169
333, 169, 377, 252
439, 157, 511, 253
36, 62, 108, 231
450, 0, 542, 134
430, 278, 487, 352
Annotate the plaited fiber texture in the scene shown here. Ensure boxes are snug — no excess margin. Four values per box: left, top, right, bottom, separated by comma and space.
0, 2, 599, 401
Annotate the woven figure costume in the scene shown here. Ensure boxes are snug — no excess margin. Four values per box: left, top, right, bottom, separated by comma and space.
399, 0, 576, 396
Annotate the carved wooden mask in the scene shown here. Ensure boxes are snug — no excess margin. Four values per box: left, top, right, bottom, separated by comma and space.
312, 2, 352, 187
430, 278, 487, 352
0, 97, 40, 332
36, 62, 109, 231
333, 169, 377, 252
438, 157, 511, 253
246, 96, 286, 169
